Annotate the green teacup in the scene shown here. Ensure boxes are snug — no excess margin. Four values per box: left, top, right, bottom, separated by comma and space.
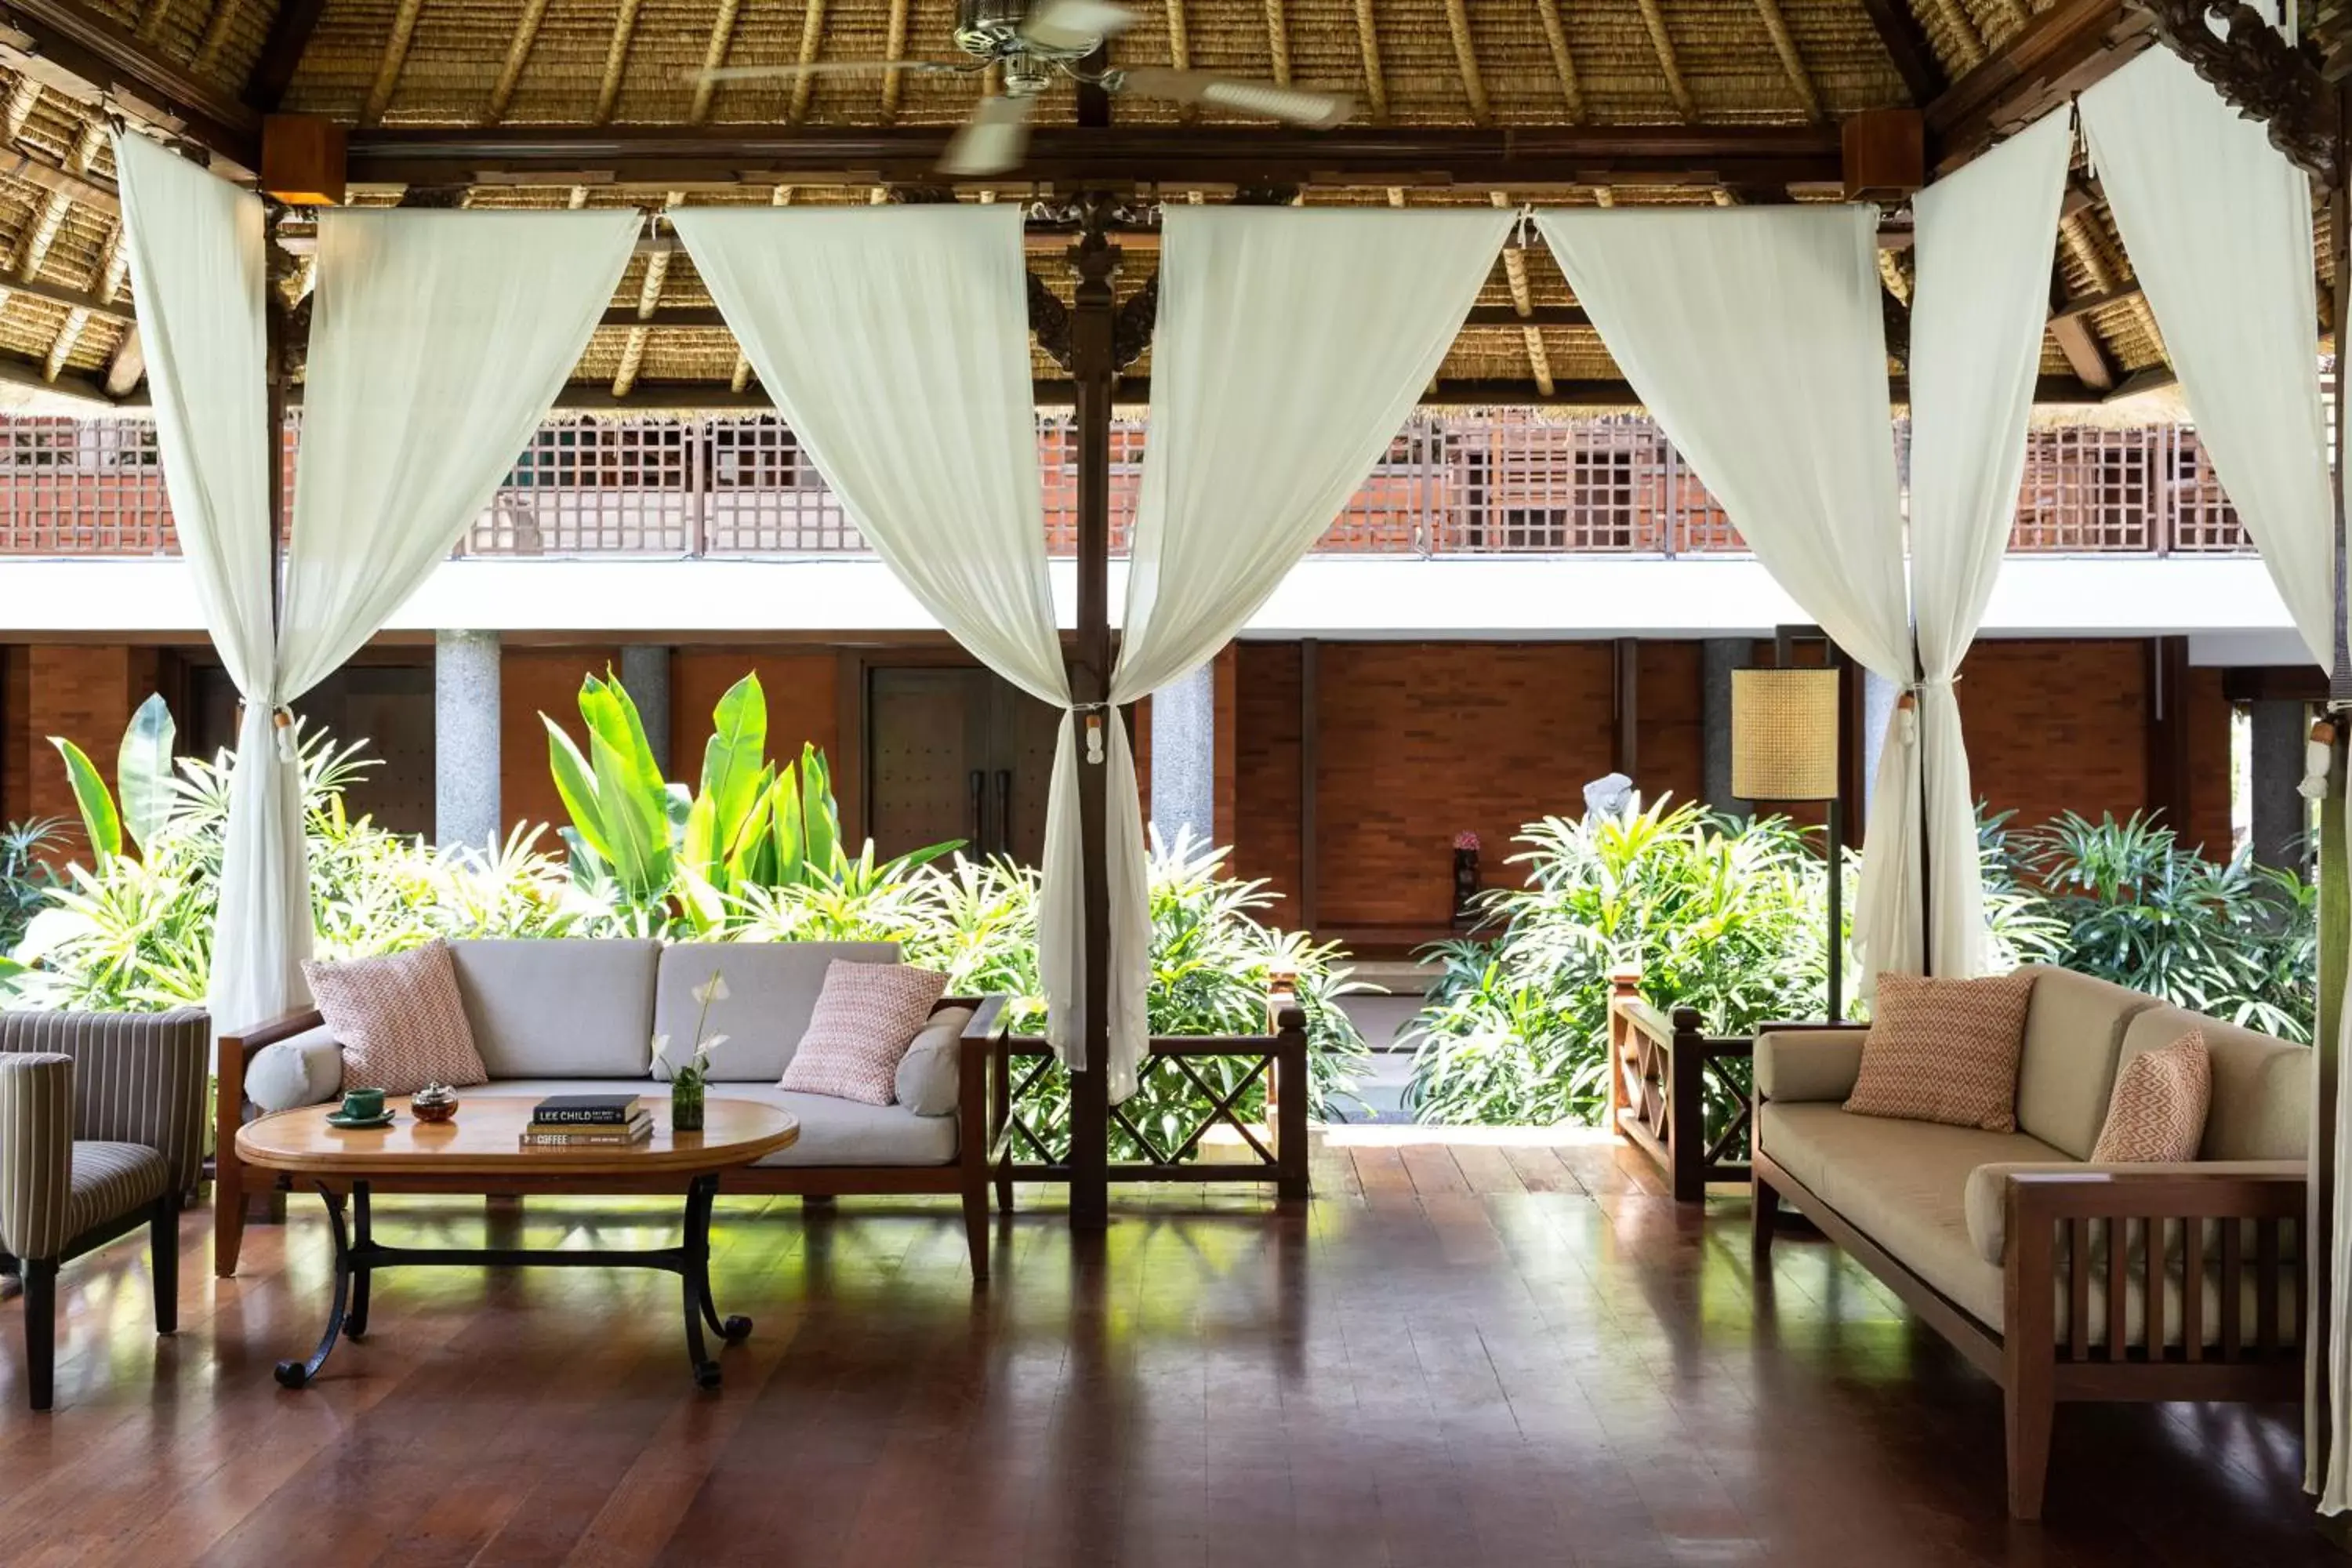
339, 1087, 387, 1121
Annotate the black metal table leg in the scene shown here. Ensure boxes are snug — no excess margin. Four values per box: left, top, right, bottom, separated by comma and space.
347, 1184, 373, 1339
680, 1175, 742, 1388
686, 1176, 753, 1348
275, 1185, 351, 1389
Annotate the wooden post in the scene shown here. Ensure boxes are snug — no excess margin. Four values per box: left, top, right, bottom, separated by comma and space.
1298, 637, 1320, 933
1065, 198, 1118, 1232
1667, 1004, 1707, 1203
1607, 968, 1641, 1134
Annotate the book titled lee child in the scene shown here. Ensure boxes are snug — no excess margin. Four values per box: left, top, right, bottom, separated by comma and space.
530, 1094, 644, 1127
520, 1111, 653, 1148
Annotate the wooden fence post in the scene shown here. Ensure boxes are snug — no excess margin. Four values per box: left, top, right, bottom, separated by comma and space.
1274, 1004, 1310, 1203
1668, 1005, 1708, 1203
1607, 969, 1641, 1137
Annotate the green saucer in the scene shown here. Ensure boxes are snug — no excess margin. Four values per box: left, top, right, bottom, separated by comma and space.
325, 1109, 396, 1129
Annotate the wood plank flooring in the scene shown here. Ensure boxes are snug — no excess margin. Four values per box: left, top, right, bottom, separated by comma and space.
0, 1127, 2338, 1566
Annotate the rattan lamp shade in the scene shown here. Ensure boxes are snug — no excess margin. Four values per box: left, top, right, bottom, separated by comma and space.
1730, 667, 1840, 802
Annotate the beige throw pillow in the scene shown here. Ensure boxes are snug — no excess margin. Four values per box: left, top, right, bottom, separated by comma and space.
779, 961, 949, 1105
2091, 1029, 2211, 1163
1842, 969, 2034, 1132
303, 938, 488, 1097
895, 1006, 977, 1116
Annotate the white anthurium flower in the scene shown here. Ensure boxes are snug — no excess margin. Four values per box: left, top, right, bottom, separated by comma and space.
702, 1033, 730, 1056
693, 973, 731, 1006
650, 1032, 672, 1062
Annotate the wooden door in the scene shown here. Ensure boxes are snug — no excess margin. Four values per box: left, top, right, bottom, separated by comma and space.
866, 666, 994, 862
864, 663, 1060, 867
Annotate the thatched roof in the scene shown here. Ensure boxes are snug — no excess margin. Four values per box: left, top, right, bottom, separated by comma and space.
0, 0, 2220, 414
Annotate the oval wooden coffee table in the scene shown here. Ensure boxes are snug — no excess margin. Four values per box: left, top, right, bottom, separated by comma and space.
236, 1095, 797, 1392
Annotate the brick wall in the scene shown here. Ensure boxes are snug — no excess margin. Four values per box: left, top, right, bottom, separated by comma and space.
1228, 635, 2239, 934
3, 644, 163, 862
672, 649, 841, 782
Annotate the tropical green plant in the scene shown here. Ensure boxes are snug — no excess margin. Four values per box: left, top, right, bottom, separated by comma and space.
543, 670, 956, 932
0, 816, 64, 951
2019, 811, 2316, 1041
1405, 799, 1837, 1130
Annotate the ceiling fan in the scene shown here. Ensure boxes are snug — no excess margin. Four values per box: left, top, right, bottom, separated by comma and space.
698, 0, 1356, 176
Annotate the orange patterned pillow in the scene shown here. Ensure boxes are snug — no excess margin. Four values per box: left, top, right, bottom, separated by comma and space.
2091, 1030, 2210, 1163
779, 961, 949, 1105
303, 938, 488, 1097
1843, 969, 2034, 1132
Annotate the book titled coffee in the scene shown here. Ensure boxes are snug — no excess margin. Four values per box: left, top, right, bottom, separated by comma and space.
531, 1094, 644, 1127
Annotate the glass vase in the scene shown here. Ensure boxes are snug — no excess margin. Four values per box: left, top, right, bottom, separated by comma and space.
671, 1073, 706, 1134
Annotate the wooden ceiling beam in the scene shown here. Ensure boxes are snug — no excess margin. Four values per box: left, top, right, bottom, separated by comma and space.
590, 301, 1604, 332
1632, 0, 1697, 121
1530, 0, 1585, 122
346, 125, 1849, 189
243, 0, 326, 113
1749, 0, 1822, 122
0, 144, 117, 214
487, 0, 553, 122
1928, 0, 2150, 172
1855, 0, 1944, 104
0, 0, 259, 165
1349, 0, 1385, 121
361, 0, 424, 126
688, 0, 742, 125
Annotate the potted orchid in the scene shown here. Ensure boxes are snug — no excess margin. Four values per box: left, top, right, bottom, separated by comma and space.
653, 968, 730, 1133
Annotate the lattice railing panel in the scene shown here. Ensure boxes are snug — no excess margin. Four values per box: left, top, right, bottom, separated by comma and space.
701, 416, 862, 554
464, 419, 695, 556
2166, 430, 2252, 553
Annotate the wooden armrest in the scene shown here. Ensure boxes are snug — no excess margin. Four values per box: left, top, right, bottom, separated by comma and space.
960, 994, 1011, 1047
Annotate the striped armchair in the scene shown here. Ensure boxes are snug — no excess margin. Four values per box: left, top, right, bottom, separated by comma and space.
0, 1008, 208, 1410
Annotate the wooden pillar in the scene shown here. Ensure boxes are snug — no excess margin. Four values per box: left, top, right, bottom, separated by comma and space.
1298, 637, 1320, 933
1612, 637, 1639, 781
2144, 635, 2193, 833
1065, 198, 1119, 1232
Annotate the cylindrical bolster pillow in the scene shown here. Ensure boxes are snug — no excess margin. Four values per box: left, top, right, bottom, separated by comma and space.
244, 1025, 346, 1113
1754, 1029, 1866, 1104
1963, 1159, 2308, 1266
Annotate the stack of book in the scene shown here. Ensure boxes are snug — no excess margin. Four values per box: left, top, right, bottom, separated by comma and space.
520, 1094, 652, 1148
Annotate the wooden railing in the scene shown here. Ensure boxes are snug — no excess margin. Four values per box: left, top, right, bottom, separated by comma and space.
1606, 972, 1755, 1202
985, 1005, 1311, 1201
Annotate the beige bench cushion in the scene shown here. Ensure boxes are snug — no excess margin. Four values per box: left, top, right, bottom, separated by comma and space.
2014, 966, 2162, 1160
1962, 1159, 2307, 1266
1753, 1029, 1864, 1103
450, 939, 661, 1079
1762, 1102, 2059, 1327
653, 940, 902, 1083
465, 1080, 958, 1167
2119, 1006, 2307, 1161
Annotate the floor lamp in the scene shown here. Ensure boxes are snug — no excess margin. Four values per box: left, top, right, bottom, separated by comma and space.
1730, 665, 1845, 1021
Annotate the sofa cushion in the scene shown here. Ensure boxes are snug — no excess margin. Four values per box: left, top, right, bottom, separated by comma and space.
653, 941, 902, 1082
896, 1007, 975, 1116
245, 1023, 345, 1112
1762, 1101, 2060, 1327
2090, 1028, 2210, 1163
1844, 970, 2034, 1132
1754, 1029, 1865, 1103
450, 939, 659, 1079
2015, 965, 2162, 1160
779, 962, 949, 1105
2120, 1005, 2307, 1161
455, 1080, 958, 1167
303, 940, 488, 1095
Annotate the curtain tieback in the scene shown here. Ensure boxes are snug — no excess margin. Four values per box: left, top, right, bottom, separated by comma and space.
271, 706, 298, 763
2299, 716, 2336, 801
1067, 701, 1110, 764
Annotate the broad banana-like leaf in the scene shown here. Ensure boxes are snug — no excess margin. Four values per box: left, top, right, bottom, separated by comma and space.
800, 742, 839, 880
579, 672, 668, 816
724, 768, 777, 885
699, 673, 768, 851
676, 865, 728, 935
116, 694, 176, 855
49, 735, 121, 862
771, 762, 807, 887
682, 792, 725, 894
591, 725, 671, 902
543, 716, 613, 867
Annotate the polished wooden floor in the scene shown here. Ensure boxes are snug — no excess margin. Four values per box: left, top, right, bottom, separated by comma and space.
0, 1126, 2339, 1566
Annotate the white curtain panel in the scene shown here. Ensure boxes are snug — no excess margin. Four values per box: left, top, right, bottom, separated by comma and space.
2079, 48, 2332, 666
1905, 108, 2074, 979
2082, 42, 2346, 1509
1536, 205, 1918, 992
109, 132, 291, 1035
670, 205, 1098, 1064
285, 209, 638, 702
1090, 205, 1513, 1094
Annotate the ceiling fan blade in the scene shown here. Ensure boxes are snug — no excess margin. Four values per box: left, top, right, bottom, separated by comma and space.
938, 94, 1036, 178
695, 60, 964, 84
1113, 67, 1353, 128
1018, 0, 1137, 52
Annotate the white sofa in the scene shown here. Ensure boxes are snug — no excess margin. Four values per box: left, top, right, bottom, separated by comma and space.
215, 938, 1005, 1281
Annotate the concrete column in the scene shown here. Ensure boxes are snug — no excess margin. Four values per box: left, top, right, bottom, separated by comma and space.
2250, 699, 2310, 870
1860, 668, 1899, 819
619, 644, 673, 776
434, 630, 500, 852
1149, 662, 1216, 847
1700, 638, 1751, 819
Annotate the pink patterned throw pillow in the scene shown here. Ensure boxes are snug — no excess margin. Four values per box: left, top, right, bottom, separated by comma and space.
2091, 1030, 2211, 1163
779, 961, 949, 1105
303, 939, 488, 1097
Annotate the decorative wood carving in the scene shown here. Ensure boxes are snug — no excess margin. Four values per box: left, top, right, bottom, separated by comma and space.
1112, 273, 1156, 372
2138, 0, 2340, 183
1026, 270, 1074, 373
